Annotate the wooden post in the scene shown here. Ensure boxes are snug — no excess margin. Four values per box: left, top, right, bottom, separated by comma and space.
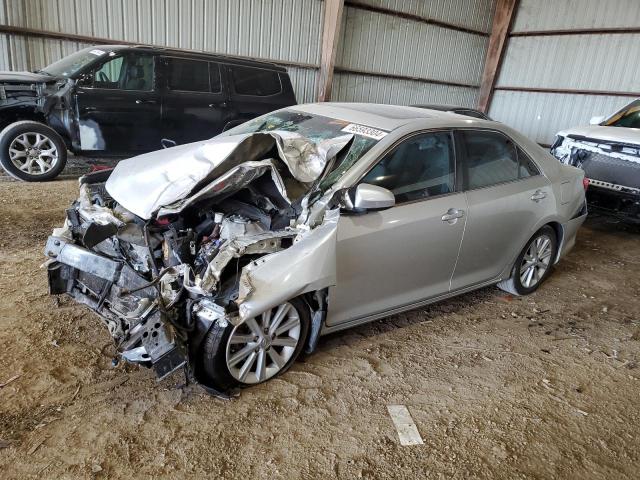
477, 0, 519, 113
317, 0, 345, 102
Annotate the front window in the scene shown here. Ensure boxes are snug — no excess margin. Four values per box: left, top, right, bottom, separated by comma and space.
222, 109, 380, 190
85, 54, 154, 91
41, 47, 108, 78
361, 132, 455, 203
605, 100, 640, 128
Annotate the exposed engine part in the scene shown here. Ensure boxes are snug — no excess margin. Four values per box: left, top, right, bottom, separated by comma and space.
44, 129, 352, 385
220, 215, 265, 241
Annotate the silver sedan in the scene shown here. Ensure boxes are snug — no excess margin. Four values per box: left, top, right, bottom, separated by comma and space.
46, 103, 587, 392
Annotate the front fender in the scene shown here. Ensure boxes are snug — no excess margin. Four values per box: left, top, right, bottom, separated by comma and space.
235, 209, 339, 321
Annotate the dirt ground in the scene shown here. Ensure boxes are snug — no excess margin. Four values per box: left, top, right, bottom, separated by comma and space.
0, 179, 639, 479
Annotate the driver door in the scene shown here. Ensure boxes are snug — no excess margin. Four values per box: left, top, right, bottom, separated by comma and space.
326, 131, 468, 327
74, 52, 162, 153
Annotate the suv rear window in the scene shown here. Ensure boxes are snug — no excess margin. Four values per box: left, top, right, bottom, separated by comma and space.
231, 66, 281, 96
167, 58, 209, 92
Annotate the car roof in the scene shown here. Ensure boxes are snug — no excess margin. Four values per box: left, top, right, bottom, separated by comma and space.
412, 104, 480, 112
292, 103, 464, 131
92, 45, 288, 72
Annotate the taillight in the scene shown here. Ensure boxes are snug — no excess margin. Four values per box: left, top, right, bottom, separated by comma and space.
583, 177, 590, 191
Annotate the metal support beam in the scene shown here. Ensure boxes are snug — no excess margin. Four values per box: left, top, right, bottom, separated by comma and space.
317, 0, 344, 102
477, 0, 519, 113
345, 1, 489, 37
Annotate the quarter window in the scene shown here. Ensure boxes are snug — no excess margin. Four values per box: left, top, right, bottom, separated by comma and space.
166, 58, 210, 92
231, 66, 281, 96
361, 132, 455, 203
517, 146, 540, 178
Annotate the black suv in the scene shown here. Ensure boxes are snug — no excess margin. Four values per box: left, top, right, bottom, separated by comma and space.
0, 45, 297, 181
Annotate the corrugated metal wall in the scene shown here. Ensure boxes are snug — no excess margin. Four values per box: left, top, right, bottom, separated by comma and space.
0, 0, 323, 102
1, 0, 498, 107
332, 1, 495, 106
489, 0, 640, 145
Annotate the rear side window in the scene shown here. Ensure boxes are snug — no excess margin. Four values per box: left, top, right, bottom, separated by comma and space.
460, 130, 519, 189
231, 66, 281, 96
361, 132, 455, 203
167, 58, 209, 92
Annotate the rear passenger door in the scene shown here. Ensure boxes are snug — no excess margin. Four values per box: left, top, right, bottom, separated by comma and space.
225, 64, 295, 127
160, 57, 232, 144
450, 129, 552, 290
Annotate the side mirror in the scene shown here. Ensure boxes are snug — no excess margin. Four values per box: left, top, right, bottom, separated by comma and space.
589, 115, 605, 125
353, 183, 395, 210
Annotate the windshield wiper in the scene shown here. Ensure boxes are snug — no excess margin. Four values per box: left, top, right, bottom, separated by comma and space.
33, 69, 53, 76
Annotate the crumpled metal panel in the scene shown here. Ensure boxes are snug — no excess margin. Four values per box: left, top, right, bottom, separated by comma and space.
236, 209, 340, 321
106, 131, 352, 220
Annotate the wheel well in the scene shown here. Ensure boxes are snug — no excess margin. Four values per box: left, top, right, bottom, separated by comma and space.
546, 221, 564, 263
0, 110, 47, 130
0, 111, 72, 149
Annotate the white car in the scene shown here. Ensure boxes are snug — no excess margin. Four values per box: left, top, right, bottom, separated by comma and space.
551, 99, 640, 223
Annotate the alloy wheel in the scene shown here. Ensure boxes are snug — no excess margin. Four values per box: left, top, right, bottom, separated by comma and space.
225, 302, 301, 384
8, 132, 59, 175
519, 234, 553, 288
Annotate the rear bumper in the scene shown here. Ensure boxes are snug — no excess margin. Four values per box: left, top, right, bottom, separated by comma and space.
45, 236, 187, 380
559, 207, 588, 259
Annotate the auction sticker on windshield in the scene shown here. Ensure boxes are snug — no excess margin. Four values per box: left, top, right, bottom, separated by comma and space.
89, 49, 106, 56
341, 123, 388, 140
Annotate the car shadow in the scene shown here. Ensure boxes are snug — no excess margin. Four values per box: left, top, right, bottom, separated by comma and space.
313, 285, 498, 353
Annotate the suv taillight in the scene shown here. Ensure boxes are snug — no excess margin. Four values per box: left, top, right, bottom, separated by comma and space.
583, 177, 590, 191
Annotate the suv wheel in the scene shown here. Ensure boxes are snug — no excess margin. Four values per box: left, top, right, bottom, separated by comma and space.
0, 121, 67, 181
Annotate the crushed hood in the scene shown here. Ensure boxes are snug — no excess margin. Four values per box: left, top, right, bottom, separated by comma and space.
557, 125, 640, 146
0, 71, 60, 84
105, 131, 352, 220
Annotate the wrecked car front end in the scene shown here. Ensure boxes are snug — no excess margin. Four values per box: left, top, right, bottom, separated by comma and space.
44, 115, 372, 385
551, 134, 640, 223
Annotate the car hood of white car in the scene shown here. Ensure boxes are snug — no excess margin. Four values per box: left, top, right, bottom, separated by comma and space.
557, 124, 640, 146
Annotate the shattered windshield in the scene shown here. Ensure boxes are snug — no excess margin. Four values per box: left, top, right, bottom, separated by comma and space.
223, 109, 380, 190
41, 47, 108, 78
605, 100, 640, 128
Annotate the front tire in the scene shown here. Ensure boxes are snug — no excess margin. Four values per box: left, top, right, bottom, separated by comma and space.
200, 297, 310, 390
0, 121, 67, 181
497, 225, 558, 296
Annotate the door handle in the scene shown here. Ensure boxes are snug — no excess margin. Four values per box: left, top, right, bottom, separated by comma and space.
441, 208, 465, 223
531, 190, 547, 202
135, 99, 157, 104
209, 102, 228, 108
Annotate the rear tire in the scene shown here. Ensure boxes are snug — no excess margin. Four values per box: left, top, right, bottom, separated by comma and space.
200, 297, 310, 390
497, 225, 558, 296
0, 121, 67, 181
